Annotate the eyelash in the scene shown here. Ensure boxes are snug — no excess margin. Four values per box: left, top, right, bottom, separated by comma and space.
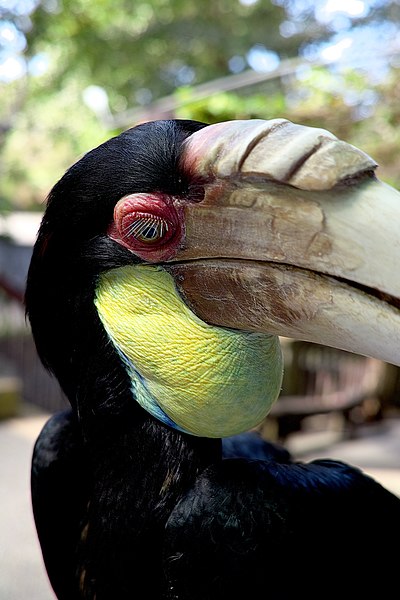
123, 215, 171, 244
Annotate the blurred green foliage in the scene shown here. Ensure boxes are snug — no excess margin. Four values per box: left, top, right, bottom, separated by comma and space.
1, 0, 399, 210
178, 67, 400, 189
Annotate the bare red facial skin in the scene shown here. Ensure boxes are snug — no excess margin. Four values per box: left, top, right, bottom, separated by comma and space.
107, 193, 184, 262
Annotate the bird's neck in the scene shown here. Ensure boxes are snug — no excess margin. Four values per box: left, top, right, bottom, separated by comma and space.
81, 415, 220, 597
88, 415, 221, 504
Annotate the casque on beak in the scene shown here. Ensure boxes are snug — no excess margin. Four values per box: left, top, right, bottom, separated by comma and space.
166, 119, 400, 367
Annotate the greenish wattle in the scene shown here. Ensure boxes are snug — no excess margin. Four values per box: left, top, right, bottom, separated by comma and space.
94, 264, 283, 438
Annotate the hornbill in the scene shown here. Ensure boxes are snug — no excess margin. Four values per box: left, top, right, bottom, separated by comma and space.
26, 119, 400, 600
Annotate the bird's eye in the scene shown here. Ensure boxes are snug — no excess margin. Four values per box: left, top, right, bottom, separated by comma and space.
109, 193, 183, 262
127, 215, 170, 244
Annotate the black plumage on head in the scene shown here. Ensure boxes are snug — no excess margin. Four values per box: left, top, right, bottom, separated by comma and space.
26, 120, 206, 418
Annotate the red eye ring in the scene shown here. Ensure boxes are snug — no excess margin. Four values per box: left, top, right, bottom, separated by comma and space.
108, 192, 184, 262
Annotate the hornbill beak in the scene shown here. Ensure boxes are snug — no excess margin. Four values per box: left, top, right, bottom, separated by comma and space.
167, 119, 400, 367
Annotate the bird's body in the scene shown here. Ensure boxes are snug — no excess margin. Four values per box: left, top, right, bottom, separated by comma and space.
32, 408, 400, 599
26, 119, 400, 599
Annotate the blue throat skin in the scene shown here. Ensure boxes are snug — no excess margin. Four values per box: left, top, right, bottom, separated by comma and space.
94, 264, 283, 438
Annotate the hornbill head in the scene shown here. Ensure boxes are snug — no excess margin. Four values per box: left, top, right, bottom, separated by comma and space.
25, 119, 400, 439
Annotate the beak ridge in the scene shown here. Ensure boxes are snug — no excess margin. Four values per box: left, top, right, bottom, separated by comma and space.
182, 118, 377, 190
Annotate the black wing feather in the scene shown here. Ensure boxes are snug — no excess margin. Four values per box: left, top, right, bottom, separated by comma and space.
31, 409, 89, 600
164, 457, 400, 599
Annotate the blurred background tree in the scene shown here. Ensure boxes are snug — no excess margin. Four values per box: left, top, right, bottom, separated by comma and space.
1, 0, 400, 210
